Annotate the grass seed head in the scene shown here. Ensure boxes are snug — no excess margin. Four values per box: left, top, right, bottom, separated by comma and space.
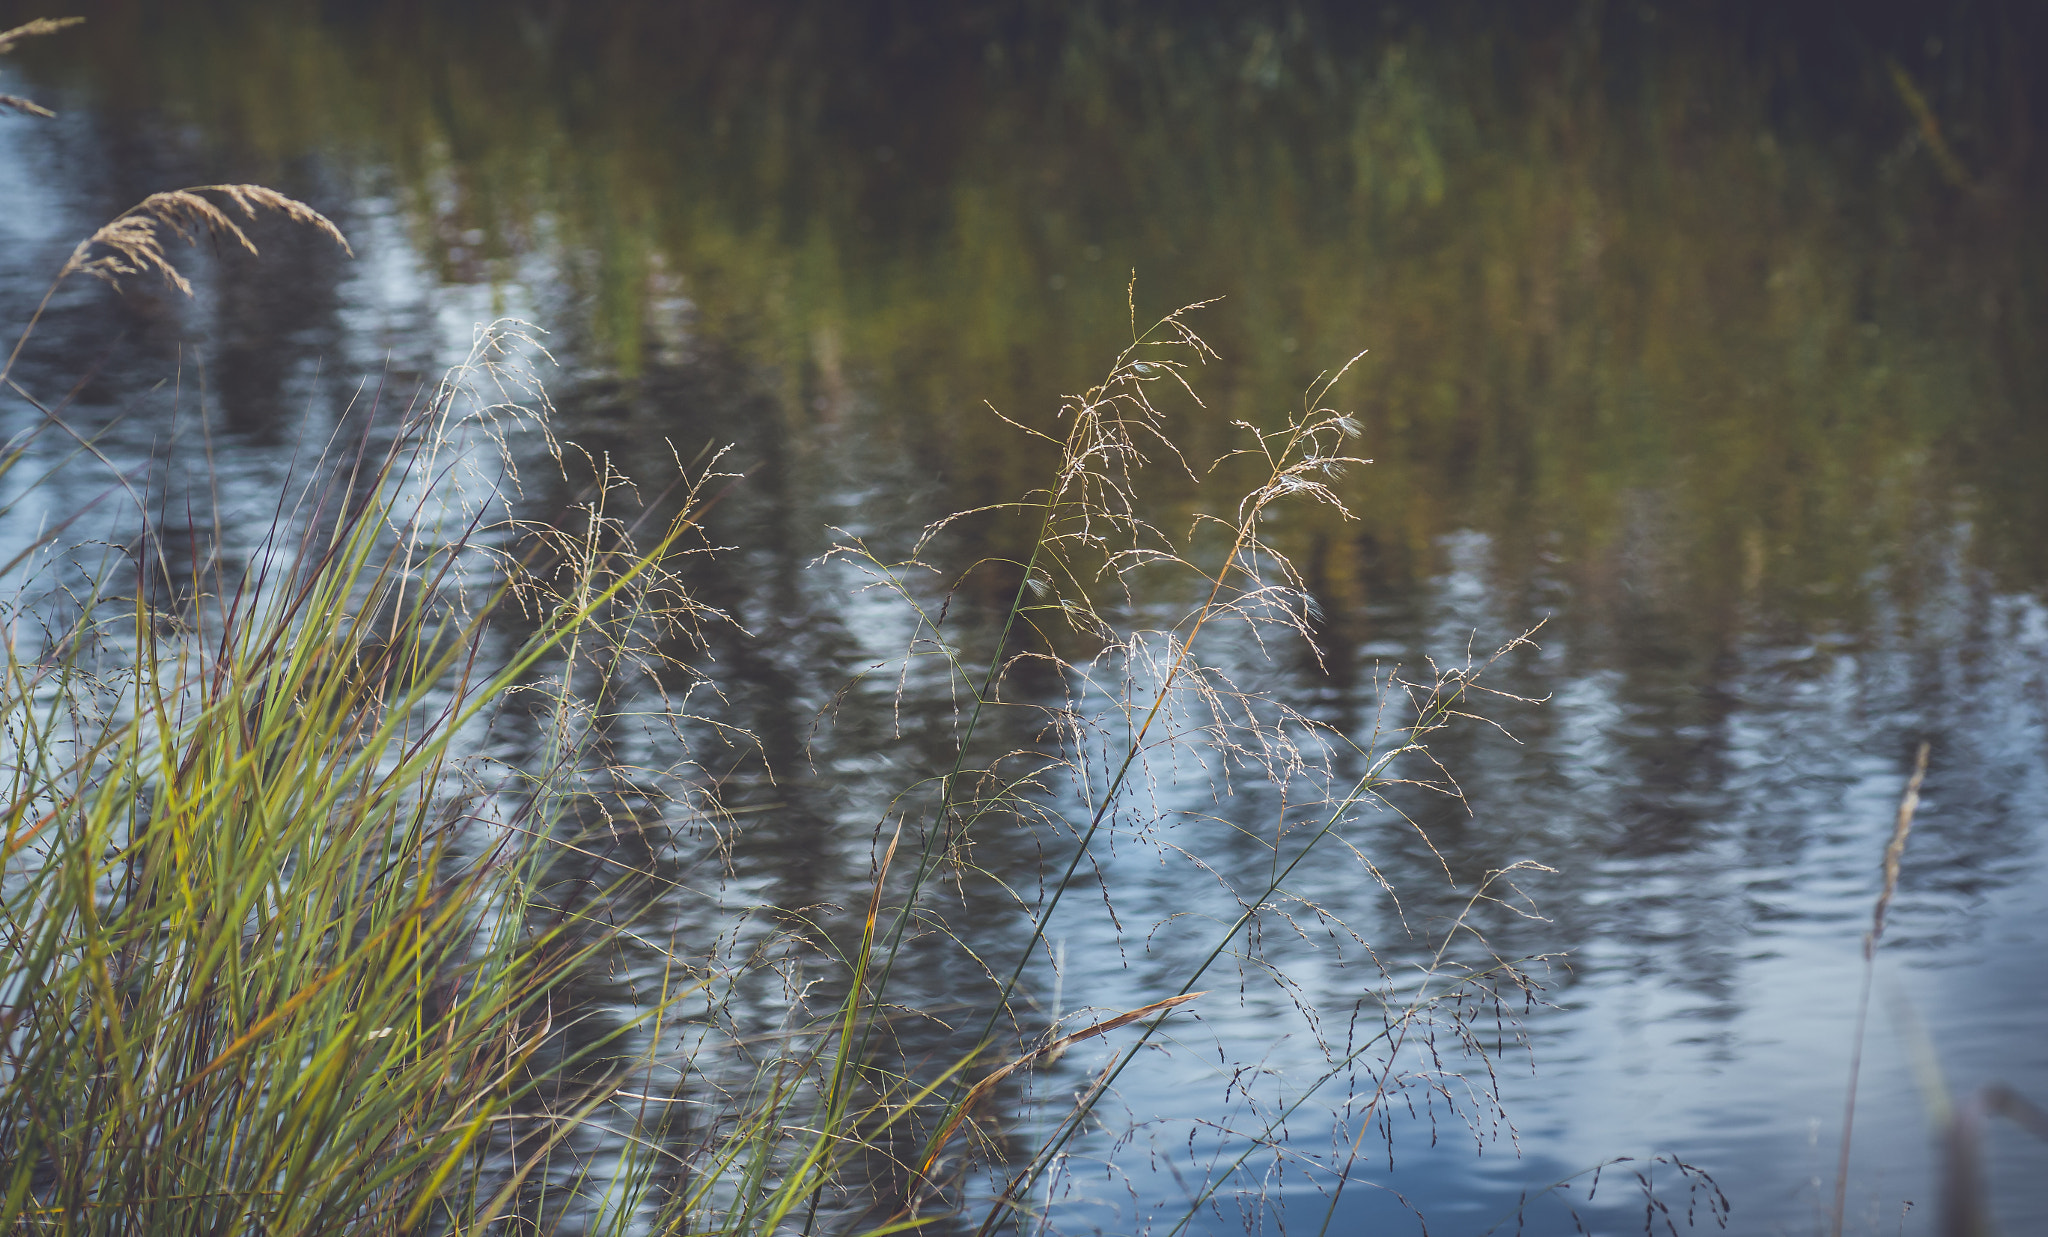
59, 184, 352, 295
0, 16, 87, 117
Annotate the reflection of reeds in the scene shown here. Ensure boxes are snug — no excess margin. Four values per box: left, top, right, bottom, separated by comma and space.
23, 2, 2044, 668
1941, 1084, 2048, 1237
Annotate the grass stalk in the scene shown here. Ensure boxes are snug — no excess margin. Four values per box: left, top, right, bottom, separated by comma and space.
0, 152, 726, 1230
1829, 740, 1931, 1237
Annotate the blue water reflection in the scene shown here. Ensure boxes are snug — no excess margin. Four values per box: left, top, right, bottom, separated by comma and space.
4, 7, 2046, 1232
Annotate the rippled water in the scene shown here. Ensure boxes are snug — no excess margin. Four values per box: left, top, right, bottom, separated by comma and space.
3, 4, 2045, 1233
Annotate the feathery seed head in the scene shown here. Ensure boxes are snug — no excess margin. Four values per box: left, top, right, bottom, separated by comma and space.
58, 184, 352, 295
0, 17, 86, 117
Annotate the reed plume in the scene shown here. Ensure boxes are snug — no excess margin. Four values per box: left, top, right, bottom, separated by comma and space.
3, 184, 351, 389
59, 184, 353, 294
0, 16, 83, 117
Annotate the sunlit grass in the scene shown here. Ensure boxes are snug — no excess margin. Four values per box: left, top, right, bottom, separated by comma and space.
0, 191, 1547, 1231
0, 146, 720, 1229
0, 321, 717, 1232
2, 20, 1624, 1234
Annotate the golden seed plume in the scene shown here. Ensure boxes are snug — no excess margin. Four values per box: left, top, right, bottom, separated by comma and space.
60, 184, 354, 295
0, 16, 86, 116
0, 16, 84, 56
0, 95, 55, 118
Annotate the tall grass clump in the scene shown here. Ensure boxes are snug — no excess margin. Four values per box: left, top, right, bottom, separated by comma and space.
0, 150, 725, 1233
6, 22, 1585, 1231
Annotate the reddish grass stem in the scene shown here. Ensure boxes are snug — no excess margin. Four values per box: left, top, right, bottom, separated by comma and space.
1830, 740, 1931, 1237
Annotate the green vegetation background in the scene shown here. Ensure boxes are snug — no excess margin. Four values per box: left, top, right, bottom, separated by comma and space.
8, 0, 2044, 668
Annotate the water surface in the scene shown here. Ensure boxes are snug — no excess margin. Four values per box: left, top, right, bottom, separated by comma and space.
3, 4, 2045, 1232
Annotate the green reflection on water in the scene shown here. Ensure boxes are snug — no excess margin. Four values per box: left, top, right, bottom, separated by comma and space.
13, 0, 2046, 637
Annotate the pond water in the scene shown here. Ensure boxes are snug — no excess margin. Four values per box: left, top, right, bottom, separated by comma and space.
3, 3, 2046, 1233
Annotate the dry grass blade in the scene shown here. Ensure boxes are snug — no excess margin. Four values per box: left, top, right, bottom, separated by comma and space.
0, 16, 86, 118
0, 16, 84, 57
57, 184, 353, 295
916, 992, 1205, 1185
1830, 740, 1932, 1237
0, 94, 55, 118
1870, 742, 1931, 950
805, 304, 1562, 1237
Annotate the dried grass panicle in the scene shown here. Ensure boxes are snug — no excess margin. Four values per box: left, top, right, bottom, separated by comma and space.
0, 16, 83, 57
59, 184, 352, 295
0, 93, 54, 118
0, 16, 86, 117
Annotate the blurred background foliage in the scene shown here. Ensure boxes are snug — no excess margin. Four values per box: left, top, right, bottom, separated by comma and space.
5, 0, 2044, 647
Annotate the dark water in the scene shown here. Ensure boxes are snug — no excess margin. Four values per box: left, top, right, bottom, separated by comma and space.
4, 3, 2047, 1233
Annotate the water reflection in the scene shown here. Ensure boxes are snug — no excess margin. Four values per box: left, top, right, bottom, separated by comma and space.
3, 2, 2046, 1232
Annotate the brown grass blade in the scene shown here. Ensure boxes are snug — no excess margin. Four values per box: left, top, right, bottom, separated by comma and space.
1831, 740, 1933, 1237
0, 94, 55, 118
0, 16, 86, 118
917, 991, 1205, 1184
0, 17, 84, 57
1870, 741, 1932, 953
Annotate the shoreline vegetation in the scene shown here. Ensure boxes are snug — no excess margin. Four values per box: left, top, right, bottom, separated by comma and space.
0, 176, 1573, 1237
0, 23, 1624, 1231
